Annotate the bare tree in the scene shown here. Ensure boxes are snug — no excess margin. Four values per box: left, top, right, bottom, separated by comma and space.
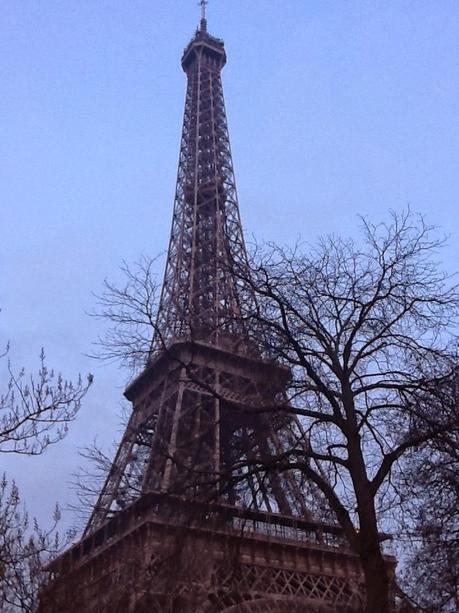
86, 210, 458, 613
0, 330, 92, 610
399, 380, 459, 611
0, 474, 77, 613
70, 440, 124, 527
1, 347, 92, 455
89, 256, 160, 376
230, 210, 457, 612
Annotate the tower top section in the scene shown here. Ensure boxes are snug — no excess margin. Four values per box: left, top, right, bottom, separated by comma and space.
152, 2, 251, 353
181, 4, 226, 72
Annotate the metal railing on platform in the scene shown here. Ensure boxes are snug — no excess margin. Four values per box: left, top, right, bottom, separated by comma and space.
47, 491, 360, 580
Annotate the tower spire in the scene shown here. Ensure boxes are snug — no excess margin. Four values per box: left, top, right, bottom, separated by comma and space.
199, 0, 208, 32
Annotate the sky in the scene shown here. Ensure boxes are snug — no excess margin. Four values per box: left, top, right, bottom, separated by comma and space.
1, 1, 458, 529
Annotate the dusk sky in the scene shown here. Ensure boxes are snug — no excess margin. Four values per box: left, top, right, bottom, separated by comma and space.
1, 1, 458, 529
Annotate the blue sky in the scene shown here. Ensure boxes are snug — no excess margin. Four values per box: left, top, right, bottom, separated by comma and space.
1, 1, 458, 527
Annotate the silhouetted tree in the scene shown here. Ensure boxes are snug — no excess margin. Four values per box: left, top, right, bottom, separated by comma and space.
88, 210, 458, 613
231, 211, 457, 612
399, 378, 459, 611
0, 334, 92, 610
89, 256, 160, 376
0, 475, 76, 613
1, 347, 92, 455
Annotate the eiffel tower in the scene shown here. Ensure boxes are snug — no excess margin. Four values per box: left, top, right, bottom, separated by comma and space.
40, 8, 371, 612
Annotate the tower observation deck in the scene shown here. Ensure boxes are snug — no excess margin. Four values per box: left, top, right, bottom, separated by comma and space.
38, 13, 382, 613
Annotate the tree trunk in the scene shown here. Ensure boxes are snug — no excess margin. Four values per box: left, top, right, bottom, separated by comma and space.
341, 393, 392, 613
361, 545, 391, 613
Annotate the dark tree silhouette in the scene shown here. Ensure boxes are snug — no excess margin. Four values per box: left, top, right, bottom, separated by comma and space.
0, 475, 77, 612
0, 334, 92, 610
87, 210, 458, 613
1, 347, 92, 455
399, 379, 459, 611
89, 256, 160, 376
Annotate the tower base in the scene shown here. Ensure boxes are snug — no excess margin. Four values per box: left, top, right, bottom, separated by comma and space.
39, 493, 380, 612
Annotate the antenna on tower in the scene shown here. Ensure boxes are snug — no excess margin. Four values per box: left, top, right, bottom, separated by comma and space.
199, 0, 208, 32
200, 0, 208, 21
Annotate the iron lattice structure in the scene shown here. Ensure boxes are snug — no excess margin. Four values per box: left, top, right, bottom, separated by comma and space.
83, 18, 311, 534
154, 20, 253, 349
39, 16, 384, 613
